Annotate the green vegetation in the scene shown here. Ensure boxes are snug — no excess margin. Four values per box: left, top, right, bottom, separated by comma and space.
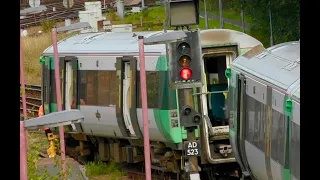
40, 19, 57, 33
231, 0, 300, 47
85, 160, 127, 180
199, 0, 299, 47
199, 0, 252, 24
22, 30, 75, 84
27, 132, 74, 180
198, 18, 242, 31
104, 6, 241, 31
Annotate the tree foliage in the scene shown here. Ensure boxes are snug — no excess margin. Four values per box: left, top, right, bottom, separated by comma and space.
232, 0, 300, 47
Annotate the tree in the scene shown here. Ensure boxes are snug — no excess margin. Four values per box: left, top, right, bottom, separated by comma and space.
232, 0, 300, 47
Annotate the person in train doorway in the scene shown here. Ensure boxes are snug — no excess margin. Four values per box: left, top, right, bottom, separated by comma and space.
38, 105, 53, 138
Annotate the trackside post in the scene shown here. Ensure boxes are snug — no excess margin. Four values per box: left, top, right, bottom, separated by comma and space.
20, 28, 28, 180
20, 118, 28, 180
138, 36, 152, 180
52, 28, 67, 177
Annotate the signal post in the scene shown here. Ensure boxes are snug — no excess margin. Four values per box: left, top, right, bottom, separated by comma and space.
167, 30, 203, 179
143, 0, 203, 179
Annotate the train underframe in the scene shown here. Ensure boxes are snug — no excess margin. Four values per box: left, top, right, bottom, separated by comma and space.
47, 45, 243, 180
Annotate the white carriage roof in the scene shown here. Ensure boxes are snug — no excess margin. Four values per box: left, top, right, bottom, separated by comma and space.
232, 41, 300, 93
200, 29, 262, 49
43, 31, 167, 56
42, 29, 262, 56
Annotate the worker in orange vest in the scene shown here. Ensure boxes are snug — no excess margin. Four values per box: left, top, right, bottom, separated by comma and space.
39, 105, 52, 138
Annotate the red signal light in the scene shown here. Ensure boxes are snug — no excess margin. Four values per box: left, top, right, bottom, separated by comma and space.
180, 68, 192, 80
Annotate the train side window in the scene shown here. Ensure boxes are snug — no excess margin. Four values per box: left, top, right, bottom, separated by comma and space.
277, 111, 285, 166
271, 111, 279, 161
97, 71, 110, 106
271, 109, 285, 165
109, 72, 118, 105
78, 70, 98, 106
96, 71, 118, 106
259, 104, 266, 152
246, 96, 255, 143
290, 122, 300, 179
246, 95, 266, 152
78, 70, 118, 106
137, 71, 159, 109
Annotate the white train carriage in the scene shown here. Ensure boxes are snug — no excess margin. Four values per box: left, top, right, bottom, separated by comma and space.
228, 41, 300, 180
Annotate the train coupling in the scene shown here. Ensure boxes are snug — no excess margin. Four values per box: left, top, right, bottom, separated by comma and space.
47, 133, 58, 158
216, 144, 232, 157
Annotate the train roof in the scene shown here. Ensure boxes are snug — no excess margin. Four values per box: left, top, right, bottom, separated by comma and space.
42, 29, 262, 56
43, 31, 167, 56
231, 41, 300, 99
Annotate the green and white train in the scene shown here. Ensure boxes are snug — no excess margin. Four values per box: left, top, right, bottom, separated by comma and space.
228, 41, 300, 180
40, 29, 299, 180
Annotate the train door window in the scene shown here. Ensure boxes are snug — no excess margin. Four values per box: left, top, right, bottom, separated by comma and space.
64, 61, 74, 110
122, 62, 136, 136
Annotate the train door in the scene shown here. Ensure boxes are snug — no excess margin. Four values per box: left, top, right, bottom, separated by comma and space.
41, 57, 51, 115
123, 62, 136, 136
202, 48, 236, 127
115, 56, 142, 138
60, 56, 79, 131
198, 46, 239, 168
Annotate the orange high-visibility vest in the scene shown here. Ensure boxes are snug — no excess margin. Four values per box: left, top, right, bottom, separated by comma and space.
39, 105, 49, 131
38, 105, 44, 117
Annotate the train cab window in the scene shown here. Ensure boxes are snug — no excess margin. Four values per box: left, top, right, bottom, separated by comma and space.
203, 55, 228, 126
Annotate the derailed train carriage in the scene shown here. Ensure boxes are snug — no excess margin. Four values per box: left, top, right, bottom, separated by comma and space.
228, 41, 300, 180
39, 29, 263, 179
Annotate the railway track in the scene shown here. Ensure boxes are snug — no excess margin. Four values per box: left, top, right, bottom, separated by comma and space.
20, 0, 118, 27
20, 84, 41, 118
20, 0, 89, 27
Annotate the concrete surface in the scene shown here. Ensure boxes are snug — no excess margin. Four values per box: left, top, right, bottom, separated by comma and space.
37, 157, 88, 180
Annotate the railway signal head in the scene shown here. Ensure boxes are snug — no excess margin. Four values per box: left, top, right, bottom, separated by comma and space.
168, 30, 203, 89
168, 0, 200, 27
180, 105, 202, 128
